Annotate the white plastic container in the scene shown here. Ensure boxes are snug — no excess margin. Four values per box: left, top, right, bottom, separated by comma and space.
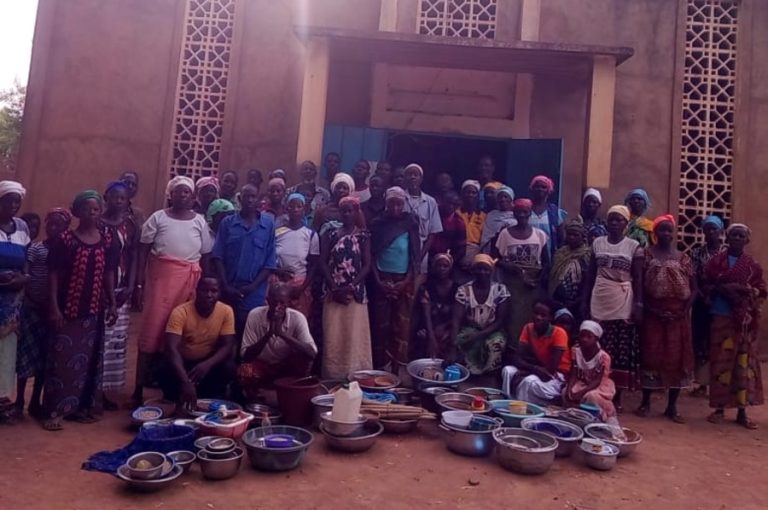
442, 410, 473, 429
331, 381, 363, 423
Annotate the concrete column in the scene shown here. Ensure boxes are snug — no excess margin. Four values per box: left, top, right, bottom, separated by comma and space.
379, 0, 398, 31
519, 0, 541, 41
296, 37, 330, 166
584, 55, 617, 189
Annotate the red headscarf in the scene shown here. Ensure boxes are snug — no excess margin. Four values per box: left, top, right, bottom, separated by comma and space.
652, 214, 676, 231
529, 175, 555, 193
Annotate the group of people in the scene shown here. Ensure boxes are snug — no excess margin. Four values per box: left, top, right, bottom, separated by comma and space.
0, 153, 763, 431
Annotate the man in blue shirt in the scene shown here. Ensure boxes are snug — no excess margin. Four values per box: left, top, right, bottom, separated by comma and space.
213, 184, 277, 338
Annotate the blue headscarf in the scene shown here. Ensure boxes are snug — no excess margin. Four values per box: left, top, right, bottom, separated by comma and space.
104, 180, 127, 195
287, 192, 306, 205
702, 215, 724, 230
624, 188, 650, 213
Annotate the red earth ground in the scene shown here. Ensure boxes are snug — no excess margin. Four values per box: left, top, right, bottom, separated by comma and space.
1, 329, 767, 510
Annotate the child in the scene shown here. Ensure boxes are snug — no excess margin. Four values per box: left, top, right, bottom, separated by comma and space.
553, 307, 577, 347
410, 253, 458, 360
15, 208, 72, 417
21, 212, 41, 241
562, 320, 618, 424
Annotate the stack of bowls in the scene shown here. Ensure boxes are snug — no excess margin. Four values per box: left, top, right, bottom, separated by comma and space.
319, 411, 368, 437
166, 450, 196, 473
241, 425, 314, 471
580, 439, 619, 470
310, 394, 335, 428
196, 438, 244, 480
584, 423, 643, 458
115, 452, 183, 492
438, 414, 502, 457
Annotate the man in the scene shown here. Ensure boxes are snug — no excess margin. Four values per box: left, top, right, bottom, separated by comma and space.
429, 190, 466, 266
323, 152, 341, 187
402, 163, 443, 278
213, 183, 277, 336
247, 168, 263, 192
475, 156, 503, 210
350, 160, 372, 203
374, 160, 393, 187
163, 277, 236, 406
237, 283, 317, 400
287, 160, 331, 217
501, 299, 571, 405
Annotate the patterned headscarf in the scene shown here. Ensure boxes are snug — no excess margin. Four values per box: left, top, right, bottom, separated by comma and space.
564, 217, 586, 234
205, 198, 235, 223
71, 190, 103, 216
196, 176, 220, 193
529, 175, 555, 193
46, 207, 73, 226
268, 177, 286, 189
472, 253, 496, 268
726, 222, 751, 239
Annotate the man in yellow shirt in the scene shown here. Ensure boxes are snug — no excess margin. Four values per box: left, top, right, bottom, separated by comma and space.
162, 276, 236, 406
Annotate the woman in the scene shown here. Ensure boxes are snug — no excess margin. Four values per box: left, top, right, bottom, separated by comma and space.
100, 181, 139, 409
690, 215, 725, 395
585, 205, 643, 410
549, 218, 592, 318
480, 185, 516, 251
274, 193, 320, 318
482, 181, 502, 213
119, 170, 145, 229
313, 172, 358, 236
194, 176, 219, 216
636, 215, 695, 423
562, 320, 618, 425
453, 254, 510, 375
0, 181, 30, 424
529, 175, 566, 259
703, 223, 765, 429
206, 198, 236, 233
41, 190, 118, 431
410, 253, 458, 360
219, 170, 239, 205
320, 196, 372, 378
580, 188, 608, 243
369, 186, 419, 370
131, 176, 213, 406
15, 208, 71, 419
265, 177, 288, 228
492, 198, 549, 347
457, 180, 486, 267
624, 188, 654, 247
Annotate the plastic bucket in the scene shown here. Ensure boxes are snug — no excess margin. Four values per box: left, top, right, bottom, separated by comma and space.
274, 376, 322, 426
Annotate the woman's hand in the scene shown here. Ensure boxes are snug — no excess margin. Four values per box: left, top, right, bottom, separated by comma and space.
132, 286, 144, 312
106, 304, 118, 327
49, 306, 65, 331
115, 288, 132, 308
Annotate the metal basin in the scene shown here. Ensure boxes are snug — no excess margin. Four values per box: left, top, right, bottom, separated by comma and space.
348, 369, 400, 391
435, 392, 491, 414
319, 411, 367, 437
244, 404, 283, 428
418, 385, 451, 414
580, 440, 619, 470
320, 421, 384, 453
493, 427, 558, 475
407, 359, 470, 387
380, 418, 418, 434
310, 394, 335, 428
242, 425, 314, 472
521, 417, 584, 457
438, 418, 501, 457
584, 423, 642, 458
116, 464, 183, 492
167, 450, 196, 473
549, 408, 596, 430
197, 447, 243, 481
489, 400, 546, 427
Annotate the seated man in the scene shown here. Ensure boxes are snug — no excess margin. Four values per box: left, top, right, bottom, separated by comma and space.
501, 298, 571, 405
162, 276, 236, 407
237, 283, 317, 401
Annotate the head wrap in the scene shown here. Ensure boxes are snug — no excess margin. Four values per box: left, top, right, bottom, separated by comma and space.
607, 205, 631, 222
554, 308, 574, 321
166, 175, 195, 198
496, 186, 515, 200
268, 177, 286, 189
331, 172, 356, 193
512, 198, 533, 211
432, 252, 454, 267
404, 163, 423, 176
702, 215, 724, 230
726, 223, 751, 238
71, 190, 103, 214
483, 181, 503, 191
579, 320, 604, 338
624, 188, 651, 213
461, 180, 481, 192
46, 207, 73, 226
195, 176, 220, 193
205, 198, 235, 223
583, 188, 602, 204
564, 217, 586, 234
104, 180, 127, 195
0, 181, 26, 199
472, 253, 496, 268
339, 195, 361, 208
385, 186, 407, 202
269, 169, 287, 180
652, 214, 676, 231
530, 175, 555, 193
287, 192, 306, 205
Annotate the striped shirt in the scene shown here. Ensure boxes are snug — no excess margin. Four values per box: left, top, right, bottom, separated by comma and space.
25, 241, 49, 307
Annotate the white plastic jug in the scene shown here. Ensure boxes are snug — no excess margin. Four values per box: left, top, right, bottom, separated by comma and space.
331, 381, 363, 423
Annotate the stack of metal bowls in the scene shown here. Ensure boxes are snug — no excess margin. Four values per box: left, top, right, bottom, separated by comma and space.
196, 438, 244, 480
310, 394, 335, 428
319, 421, 384, 453
438, 414, 502, 457
584, 423, 643, 458
115, 452, 183, 492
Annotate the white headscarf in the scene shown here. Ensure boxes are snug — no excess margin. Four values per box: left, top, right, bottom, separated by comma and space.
385, 186, 407, 201
331, 172, 355, 193
0, 181, 26, 199
461, 180, 481, 192
583, 188, 602, 204
579, 320, 604, 338
404, 163, 423, 176
166, 175, 195, 198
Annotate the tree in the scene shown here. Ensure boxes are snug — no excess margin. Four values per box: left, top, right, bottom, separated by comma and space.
0, 82, 26, 173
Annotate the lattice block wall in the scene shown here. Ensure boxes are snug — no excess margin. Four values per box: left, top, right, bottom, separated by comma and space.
418, 0, 497, 39
678, 0, 738, 250
168, 0, 237, 180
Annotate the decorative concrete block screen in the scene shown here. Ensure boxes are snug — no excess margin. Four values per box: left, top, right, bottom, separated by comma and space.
168, 0, 236, 179
418, 0, 497, 39
678, 0, 738, 250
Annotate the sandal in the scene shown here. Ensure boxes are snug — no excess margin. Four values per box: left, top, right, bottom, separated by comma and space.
736, 413, 758, 430
42, 418, 63, 431
634, 405, 651, 418
707, 411, 725, 424
664, 409, 686, 424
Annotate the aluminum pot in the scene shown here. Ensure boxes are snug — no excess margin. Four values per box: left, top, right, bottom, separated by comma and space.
418, 385, 451, 414
438, 418, 501, 457
493, 428, 558, 475
436, 392, 491, 414
320, 422, 384, 453
521, 417, 584, 457
241, 425, 314, 472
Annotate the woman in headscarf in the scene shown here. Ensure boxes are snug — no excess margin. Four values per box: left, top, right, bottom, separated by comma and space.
194, 176, 219, 216
636, 215, 695, 423
119, 170, 145, 229
219, 170, 239, 205
130, 175, 213, 406
480, 185, 516, 251
492, 198, 549, 347
0, 181, 30, 424
264, 177, 288, 228
313, 172, 359, 236
410, 253, 459, 360
549, 218, 592, 320
100, 181, 140, 410
206, 198, 236, 233
457, 180, 486, 268
529, 175, 566, 259
703, 223, 765, 429
369, 186, 419, 370
690, 215, 725, 396
624, 188, 654, 247
482, 181, 502, 213
273, 193, 320, 318
40, 190, 118, 431
320, 196, 372, 378
453, 254, 510, 375
15, 208, 71, 419
580, 188, 608, 243
584, 205, 644, 411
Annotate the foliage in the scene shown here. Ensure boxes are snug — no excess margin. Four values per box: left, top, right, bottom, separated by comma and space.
0, 82, 26, 173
